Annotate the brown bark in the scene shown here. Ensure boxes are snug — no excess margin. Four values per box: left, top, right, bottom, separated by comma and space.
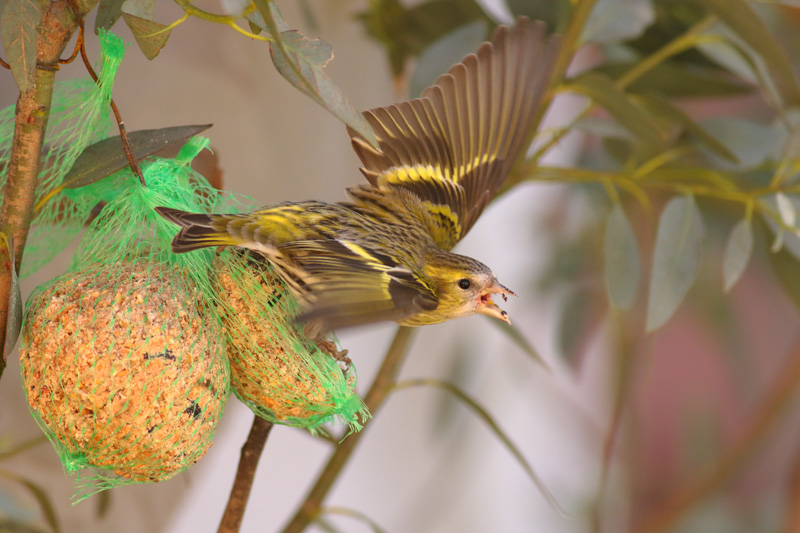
218, 416, 274, 533
0, 0, 100, 375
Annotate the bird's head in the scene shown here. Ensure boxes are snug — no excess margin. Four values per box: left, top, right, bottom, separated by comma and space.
423, 251, 516, 324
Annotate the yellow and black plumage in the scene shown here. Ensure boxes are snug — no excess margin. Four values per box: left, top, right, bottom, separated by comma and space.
156, 17, 560, 335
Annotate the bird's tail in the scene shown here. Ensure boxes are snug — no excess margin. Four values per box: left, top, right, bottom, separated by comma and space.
155, 206, 238, 253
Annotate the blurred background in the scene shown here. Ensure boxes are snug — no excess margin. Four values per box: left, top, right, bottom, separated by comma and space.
3, 0, 800, 532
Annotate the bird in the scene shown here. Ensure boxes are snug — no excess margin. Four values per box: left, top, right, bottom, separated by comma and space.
156, 17, 561, 336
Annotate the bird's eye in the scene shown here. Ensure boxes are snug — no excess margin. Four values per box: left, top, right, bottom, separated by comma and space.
458, 278, 471, 290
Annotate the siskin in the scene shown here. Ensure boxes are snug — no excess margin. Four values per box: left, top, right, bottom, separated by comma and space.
157, 17, 560, 336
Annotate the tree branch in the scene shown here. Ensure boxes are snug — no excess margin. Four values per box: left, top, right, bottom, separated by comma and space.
281, 326, 416, 533
0, 0, 100, 377
218, 416, 274, 533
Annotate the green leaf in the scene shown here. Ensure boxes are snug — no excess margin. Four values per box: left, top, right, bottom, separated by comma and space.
247, 20, 263, 35
567, 73, 666, 154
488, 318, 551, 371
646, 195, 705, 332
120, 0, 154, 20
356, 0, 489, 77
506, 0, 569, 31
409, 21, 487, 98
220, 0, 250, 16
121, 0, 170, 60
2, 235, 22, 358
0, 469, 60, 533
595, 62, 754, 99
0, 0, 41, 93
695, 34, 759, 83
761, 196, 800, 261
393, 379, 568, 518
605, 204, 640, 309
723, 218, 753, 293
573, 116, 633, 140
777, 192, 797, 228
699, 117, 783, 169
95, 0, 125, 33
250, 1, 379, 149
769, 240, 800, 311
61, 124, 212, 190
700, 0, 800, 107
246, 1, 288, 32
582, 0, 655, 44
637, 92, 738, 163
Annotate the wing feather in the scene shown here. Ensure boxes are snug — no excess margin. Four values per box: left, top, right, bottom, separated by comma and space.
348, 17, 561, 250
279, 239, 438, 333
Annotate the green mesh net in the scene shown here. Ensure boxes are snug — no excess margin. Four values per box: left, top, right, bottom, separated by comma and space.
16, 29, 368, 501
19, 139, 231, 500
0, 31, 124, 278
211, 249, 367, 430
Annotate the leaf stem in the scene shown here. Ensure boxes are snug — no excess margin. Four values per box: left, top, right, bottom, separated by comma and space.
227, 21, 272, 42
318, 506, 387, 533
551, 0, 598, 85
218, 416, 275, 533
171, 0, 253, 24
281, 326, 416, 533
72, 9, 146, 187
0, 434, 48, 461
616, 16, 718, 90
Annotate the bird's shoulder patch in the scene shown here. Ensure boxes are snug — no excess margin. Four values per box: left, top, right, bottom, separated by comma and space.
376, 165, 466, 250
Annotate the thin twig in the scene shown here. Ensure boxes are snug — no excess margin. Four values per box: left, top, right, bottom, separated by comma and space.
68, 0, 146, 187
0, 434, 48, 461
781, 440, 800, 533
218, 416, 275, 533
591, 313, 638, 532
634, 335, 800, 533
281, 327, 416, 533
58, 29, 83, 65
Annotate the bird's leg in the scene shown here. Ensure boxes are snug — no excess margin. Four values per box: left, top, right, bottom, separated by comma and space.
316, 338, 352, 372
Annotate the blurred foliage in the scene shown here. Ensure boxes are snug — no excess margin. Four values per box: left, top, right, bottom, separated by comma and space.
0, 436, 57, 533
6, 0, 800, 362
6, 0, 800, 530
357, 0, 491, 78
348, 0, 800, 374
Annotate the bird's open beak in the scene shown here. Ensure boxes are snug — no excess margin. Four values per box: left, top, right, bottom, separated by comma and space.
476, 278, 516, 324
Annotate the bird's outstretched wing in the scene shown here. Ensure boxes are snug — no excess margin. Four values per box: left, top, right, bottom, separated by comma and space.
279, 239, 438, 334
348, 17, 560, 251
